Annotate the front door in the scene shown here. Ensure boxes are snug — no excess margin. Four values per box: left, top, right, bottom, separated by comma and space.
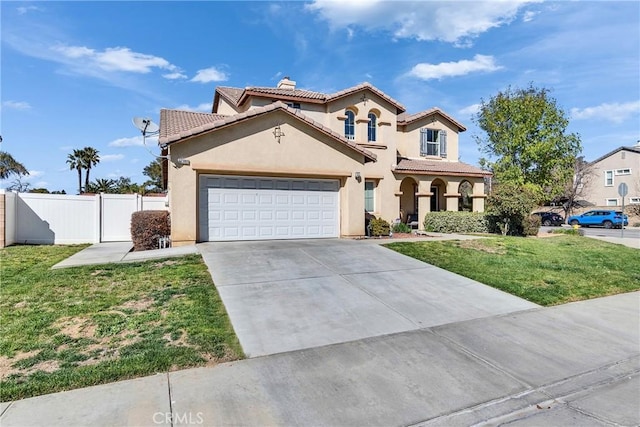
430, 186, 438, 212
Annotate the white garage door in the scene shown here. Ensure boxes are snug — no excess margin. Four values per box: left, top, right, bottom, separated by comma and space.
199, 175, 340, 241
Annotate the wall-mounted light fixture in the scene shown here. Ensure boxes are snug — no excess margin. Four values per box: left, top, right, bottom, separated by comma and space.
176, 158, 191, 166
273, 125, 285, 143
354, 171, 362, 182
360, 93, 368, 105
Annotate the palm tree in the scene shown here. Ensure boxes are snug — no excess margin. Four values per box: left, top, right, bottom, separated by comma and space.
66, 149, 84, 194
80, 147, 100, 192
0, 151, 28, 180
88, 178, 116, 193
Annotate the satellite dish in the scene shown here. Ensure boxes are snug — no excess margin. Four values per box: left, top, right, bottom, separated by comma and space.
132, 117, 159, 135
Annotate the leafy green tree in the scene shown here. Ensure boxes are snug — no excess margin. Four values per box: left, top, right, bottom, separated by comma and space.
80, 147, 100, 192
66, 149, 84, 194
114, 176, 142, 194
486, 182, 541, 236
0, 151, 28, 180
474, 84, 582, 199
142, 159, 164, 192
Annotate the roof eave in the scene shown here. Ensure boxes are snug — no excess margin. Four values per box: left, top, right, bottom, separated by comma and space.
160, 104, 377, 162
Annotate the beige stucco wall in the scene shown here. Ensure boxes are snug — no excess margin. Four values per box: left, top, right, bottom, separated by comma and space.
397, 117, 460, 161
585, 149, 640, 206
215, 96, 240, 115
167, 110, 367, 244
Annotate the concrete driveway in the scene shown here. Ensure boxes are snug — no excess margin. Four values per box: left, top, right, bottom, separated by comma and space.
199, 239, 538, 357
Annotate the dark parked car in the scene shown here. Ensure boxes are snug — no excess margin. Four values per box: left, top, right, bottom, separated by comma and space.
567, 210, 629, 228
532, 211, 564, 226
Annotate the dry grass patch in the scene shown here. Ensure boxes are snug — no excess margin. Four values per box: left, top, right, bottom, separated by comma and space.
0, 245, 243, 401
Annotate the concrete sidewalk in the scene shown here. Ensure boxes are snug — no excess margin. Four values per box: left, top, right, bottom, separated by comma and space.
51, 242, 199, 269
586, 235, 640, 249
2, 292, 638, 426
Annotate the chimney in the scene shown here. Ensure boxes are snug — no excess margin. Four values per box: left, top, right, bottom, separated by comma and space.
277, 76, 296, 90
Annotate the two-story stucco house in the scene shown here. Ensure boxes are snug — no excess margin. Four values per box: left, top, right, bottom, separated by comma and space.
583, 143, 640, 207
159, 77, 489, 244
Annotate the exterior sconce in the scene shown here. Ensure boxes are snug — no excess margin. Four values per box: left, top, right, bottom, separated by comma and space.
176, 158, 190, 166
354, 171, 362, 182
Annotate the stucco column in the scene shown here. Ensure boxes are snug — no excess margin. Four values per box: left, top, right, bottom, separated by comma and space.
472, 181, 487, 212
445, 194, 459, 211
342, 175, 365, 236
416, 193, 432, 230
472, 195, 487, 212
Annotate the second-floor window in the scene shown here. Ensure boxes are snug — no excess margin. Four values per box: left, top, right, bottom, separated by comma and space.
345, 110, 355, 140
420, 129, 447, 158
368, 113, 377, 142
604, 170, 614, 186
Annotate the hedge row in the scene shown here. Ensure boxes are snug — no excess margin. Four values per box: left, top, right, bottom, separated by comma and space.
423, 211, 489, 234
423, 211, 541, 236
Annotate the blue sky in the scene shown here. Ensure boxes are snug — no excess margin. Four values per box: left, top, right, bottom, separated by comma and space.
1, 1, 639, 194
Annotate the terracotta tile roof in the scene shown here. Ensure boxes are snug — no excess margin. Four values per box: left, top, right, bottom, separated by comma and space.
159, 102, 376, 162
398, 108, 467, 132
394, 158, 490, 177
217, 81, 406, 113
241, 87, 327, 103
216, 86, 244, 105
159, 110, 227, 142
326, 82, 406, 112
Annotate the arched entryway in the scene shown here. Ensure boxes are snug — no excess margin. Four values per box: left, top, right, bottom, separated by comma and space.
430, 178, 446, 212
458, 180, 473, 211
399, 177, 418, 223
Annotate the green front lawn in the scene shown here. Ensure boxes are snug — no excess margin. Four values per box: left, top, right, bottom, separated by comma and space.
0, 245, 242, 401
386, 235, 640, 306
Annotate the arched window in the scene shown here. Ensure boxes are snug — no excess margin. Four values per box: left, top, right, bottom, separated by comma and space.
344, 110, 355, 140
368, 113, 377, 142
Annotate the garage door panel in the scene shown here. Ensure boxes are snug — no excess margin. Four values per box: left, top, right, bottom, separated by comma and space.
200, 175, 340, 241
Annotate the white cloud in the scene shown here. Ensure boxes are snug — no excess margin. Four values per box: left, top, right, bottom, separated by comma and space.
522, 10, 539, 22
409, 55, 502, 81
571, 101, 640, 124
101, 154, 125, 162
191, 67, 228, 83
27, 170, 44, 178
108, 135, 158, 148
109, 136, 143, 147
33, 181, 49, 188
59, 145, 73, 151
17, 5, 42, 15
51, 44, 183, 77
306, 1, 537, 46
2, 100, 32, 111
163, 72, 187, 80
459, 103, 481, 117
174, 103, 212, 113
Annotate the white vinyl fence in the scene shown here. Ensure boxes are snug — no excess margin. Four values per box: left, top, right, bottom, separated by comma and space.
1, 191, 168, 246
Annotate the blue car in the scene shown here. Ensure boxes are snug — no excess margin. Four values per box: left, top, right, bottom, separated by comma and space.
567, 210, 629, 229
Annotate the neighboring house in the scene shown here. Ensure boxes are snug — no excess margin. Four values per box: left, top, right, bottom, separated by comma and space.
584, 143, 640, 208
159, 77, 489, 244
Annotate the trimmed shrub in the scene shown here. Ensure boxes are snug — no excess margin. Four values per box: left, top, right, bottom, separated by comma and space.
369, 218, 391, 237
522, 215, 541, 236
391, 222, 412, 233
423, 211, 489, 234
131, 210, 170, 251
